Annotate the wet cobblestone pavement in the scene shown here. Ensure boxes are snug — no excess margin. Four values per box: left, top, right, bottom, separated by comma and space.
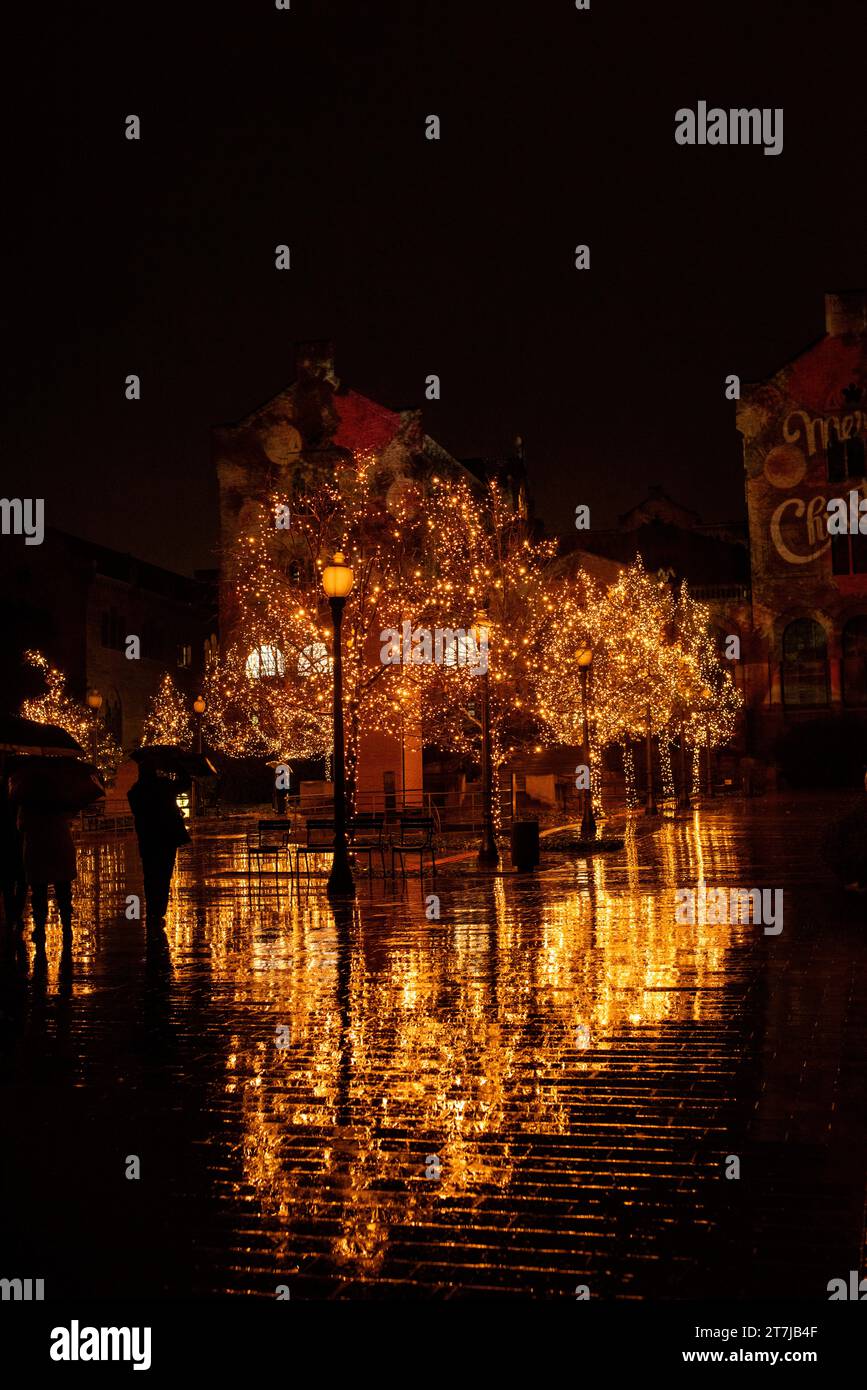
2, 794, 867, 1300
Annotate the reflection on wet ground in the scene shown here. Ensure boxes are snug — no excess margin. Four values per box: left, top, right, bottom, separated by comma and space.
1, 793, 866, 1299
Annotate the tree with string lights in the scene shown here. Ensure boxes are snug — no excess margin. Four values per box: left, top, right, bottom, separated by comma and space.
536, 560, 729, 813
387, 475, 561, 828
206, 449, 435, 809
141, 672, 194, 749
19, 649, 122, 779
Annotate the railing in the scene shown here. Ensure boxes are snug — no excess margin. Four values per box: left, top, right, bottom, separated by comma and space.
281, 787, 518, 835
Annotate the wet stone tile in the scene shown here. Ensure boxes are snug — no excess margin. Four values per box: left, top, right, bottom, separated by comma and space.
1, 794, 866, 1299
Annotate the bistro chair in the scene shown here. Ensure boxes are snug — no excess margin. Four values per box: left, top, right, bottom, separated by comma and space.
391, 814, 437, 878
348, 812, 387, 877
246, 820, 289, 880
294, 818, 336, 877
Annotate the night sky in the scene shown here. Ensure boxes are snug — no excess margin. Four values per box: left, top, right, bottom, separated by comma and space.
4, 0, 864, 573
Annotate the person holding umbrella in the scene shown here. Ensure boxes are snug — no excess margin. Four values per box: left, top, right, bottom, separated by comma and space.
0, 768, 26, 932
127, 751, 191, 930
8, 756, 103, 940
17, 802, 77, 938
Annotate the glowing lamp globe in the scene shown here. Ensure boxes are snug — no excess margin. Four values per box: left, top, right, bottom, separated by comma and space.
322, 553, 354, 600
576, 647, 593, 668
193, 696, 206, 716
86, 689, 103, 711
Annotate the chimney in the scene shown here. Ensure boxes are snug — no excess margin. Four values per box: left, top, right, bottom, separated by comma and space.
294, 340, 339, 386
824, 290, 867, 337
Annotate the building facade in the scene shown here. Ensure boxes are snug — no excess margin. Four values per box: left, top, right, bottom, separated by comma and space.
0, 529, 216, 747
737, 289, 867, 757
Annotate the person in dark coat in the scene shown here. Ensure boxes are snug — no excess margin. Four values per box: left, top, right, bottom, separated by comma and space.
0, 765, 26, 931
16, 803, 77, 938
128, 765, 191, 929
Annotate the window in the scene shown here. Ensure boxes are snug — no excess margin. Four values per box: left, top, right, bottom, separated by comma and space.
827, 422, 866, 484
842, 616, 867, 706
781, 619, 829, 707
297, 642, 330, 677
177, 643, 192, 669
246, 645, 286, 679
101, 608, 125, 650
831, 529, 867, 575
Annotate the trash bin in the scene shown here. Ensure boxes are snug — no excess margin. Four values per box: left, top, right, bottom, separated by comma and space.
511, 818, 539, 871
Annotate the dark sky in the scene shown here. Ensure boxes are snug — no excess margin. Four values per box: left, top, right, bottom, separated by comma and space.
4, 0, 865, 573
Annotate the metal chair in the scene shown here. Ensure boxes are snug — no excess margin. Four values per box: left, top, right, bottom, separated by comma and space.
293, 818, 335, 877
246, 820, 288, 880
391, 814, 437, 877
348, 812, 387, 877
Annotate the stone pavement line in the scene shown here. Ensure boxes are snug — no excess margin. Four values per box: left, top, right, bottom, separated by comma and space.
1, 795, 866, 1299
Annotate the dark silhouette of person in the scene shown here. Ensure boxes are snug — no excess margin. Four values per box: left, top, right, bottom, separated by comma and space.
128, 765, 191, 929
15, 802, 76, 939
0, 766, 26, 931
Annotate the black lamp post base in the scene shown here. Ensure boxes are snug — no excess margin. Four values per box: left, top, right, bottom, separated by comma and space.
327, 852, 356, 900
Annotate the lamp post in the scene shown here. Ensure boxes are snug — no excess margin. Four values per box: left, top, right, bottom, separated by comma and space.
193, 695, 206, 754
644, 705, 657, 815
192, 695, 206, 817
323, 552, 356, 898
471, 607, 499, 866
576, 646, 596, 839
86, 688, 103, 765
676, 652, 691, 811
701, 685, 714, 797
677, 720, 690, 810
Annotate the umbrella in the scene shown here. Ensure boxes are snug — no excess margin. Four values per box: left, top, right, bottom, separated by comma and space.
7, 756, 104, 810
0, 715, 83, 757
131, 746, 217, 778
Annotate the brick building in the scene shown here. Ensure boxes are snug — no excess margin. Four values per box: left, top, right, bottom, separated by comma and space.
0, 528, 216, 747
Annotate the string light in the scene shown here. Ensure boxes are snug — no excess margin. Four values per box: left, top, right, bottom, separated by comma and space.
19, 649, 122, 778
141, 672, 193, 749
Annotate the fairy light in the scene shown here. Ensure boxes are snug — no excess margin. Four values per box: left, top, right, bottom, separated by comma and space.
141, 672, 193, 749
536, 562, 742, 802
19, 649, 122, 778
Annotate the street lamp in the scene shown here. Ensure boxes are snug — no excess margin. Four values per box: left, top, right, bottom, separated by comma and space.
191, 695, 207, 817
576, 646, 596, 839
701, 685, 715, 798
322, 552, 356, 898
676, 650, 691, 811
471, 606, 499, 866
193, 695, 206, 753
86, 688, 103, 765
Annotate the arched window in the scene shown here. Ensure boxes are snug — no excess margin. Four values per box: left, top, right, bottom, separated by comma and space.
781, 619, 828, 707
442, 630, 478, 668
842, 616, 867, 706
297, 642, 330, 677
245, 645, 286, 679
